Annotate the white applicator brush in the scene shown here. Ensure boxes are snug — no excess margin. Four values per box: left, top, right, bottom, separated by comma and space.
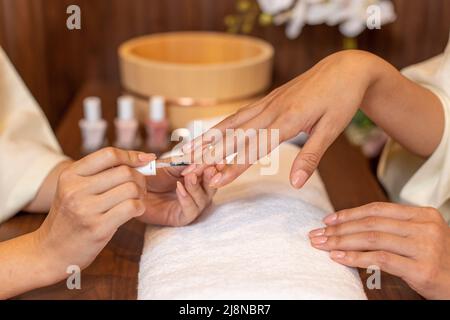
136, 159, 190, 176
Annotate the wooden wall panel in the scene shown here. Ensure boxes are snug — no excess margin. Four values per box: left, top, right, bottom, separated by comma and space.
0, 0, 449, 127
0, 0, 53, 122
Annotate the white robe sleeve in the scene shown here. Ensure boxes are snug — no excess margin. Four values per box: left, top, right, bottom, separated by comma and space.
378, 36, 450, 222
0, 47, 68, 223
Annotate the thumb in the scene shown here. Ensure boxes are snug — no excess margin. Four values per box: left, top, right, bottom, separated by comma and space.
73, 147, 156, 176
290, 124, 335, 189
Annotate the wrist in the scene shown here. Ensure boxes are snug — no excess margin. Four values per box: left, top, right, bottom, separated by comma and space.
30, 227, 69, 287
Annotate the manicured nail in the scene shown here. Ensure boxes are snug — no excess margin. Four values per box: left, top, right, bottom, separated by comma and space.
330, 251, 346, 259
190, 174, 197, 185
291, 170, 309, 188
323, 213, 338, 225
182, 164, 196, 176
309, 228, 325, 237
138, 153, 156, 162
210, 173, 223, 187
177, 181, 188, 197
311, 236, 328, 245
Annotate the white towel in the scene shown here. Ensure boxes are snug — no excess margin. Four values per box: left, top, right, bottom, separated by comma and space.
138, 143, 367, 300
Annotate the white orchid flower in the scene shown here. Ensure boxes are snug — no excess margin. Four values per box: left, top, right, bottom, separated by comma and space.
285, 0, 308, 39
257, 0, 294, 15
257, 0, 396, 39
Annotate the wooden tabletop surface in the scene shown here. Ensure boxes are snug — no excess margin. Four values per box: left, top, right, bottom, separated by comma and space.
1, 83, 421, 300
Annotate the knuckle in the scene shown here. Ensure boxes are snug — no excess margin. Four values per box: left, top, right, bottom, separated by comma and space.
126, 199, 145, 216
367, 202, 385, 214
78, 215, 98, 233
375, 251, 390, 269
58, 169, 74, 184
103, 147, 119, 161
364, 216, 379, 229
366, 231, 380, 245
326, 225, 339, 236
119, 165, 134, 179
125, 182, 141, 198
328, 236, 340, 248
336, 210, 348, 223
300, 152, 320, 174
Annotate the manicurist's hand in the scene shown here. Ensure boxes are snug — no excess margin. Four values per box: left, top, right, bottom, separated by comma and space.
35, 147, 155, 279
139, 165, 218, 227
182, 50, 444, 190
309, 202, 450, 299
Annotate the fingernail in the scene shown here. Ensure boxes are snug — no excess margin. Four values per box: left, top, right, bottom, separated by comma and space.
309, 228, 325, 237
330, 251, 346, 259
323, 213, 338, 225
177, 181, 188, 197
291, 170, 309, 188
210, 173, 223, 187
182, 164, 196, 176
311, 236, 328, 245
190, 174, 197, 185
138, 153, 156, 162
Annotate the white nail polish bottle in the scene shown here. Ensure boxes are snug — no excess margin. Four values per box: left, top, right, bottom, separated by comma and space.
114, 95, 139, 149
79, 97, 107, 154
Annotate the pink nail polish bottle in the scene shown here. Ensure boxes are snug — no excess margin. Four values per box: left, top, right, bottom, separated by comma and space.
146, 96, 169, 152
114, 95, 139, 149
79, 97, 107, 154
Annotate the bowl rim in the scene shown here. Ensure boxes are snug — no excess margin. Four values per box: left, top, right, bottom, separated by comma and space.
119, 31, 274, 71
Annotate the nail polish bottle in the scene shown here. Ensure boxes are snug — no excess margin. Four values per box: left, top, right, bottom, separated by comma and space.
146, 96, 169, 152
114, 95, 139, 149
79, 97, 107, 154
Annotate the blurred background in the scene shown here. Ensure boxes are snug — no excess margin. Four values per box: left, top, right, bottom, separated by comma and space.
0, 0, 449, 133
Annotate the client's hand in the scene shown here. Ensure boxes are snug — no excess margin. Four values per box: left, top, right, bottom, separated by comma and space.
182, 50, 379, 188
138, 166, 218, 227
36, 147, 155, 275
309, 202, 450, 299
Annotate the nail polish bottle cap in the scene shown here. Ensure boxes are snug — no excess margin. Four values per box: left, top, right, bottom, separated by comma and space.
83, 97, 102, 122
149, 96, 166, 122
118, 95, 134, 120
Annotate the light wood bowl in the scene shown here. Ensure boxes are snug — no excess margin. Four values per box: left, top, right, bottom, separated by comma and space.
119, 32, 274, 101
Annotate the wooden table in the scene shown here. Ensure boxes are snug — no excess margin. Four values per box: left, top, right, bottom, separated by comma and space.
1, 83, 421, 300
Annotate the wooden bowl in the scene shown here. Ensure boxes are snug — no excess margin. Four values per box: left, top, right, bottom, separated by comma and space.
119, 32, 274, 101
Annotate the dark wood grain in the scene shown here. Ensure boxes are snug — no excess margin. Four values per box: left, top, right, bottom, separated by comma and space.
0, 83, 421, 299
0, 0, 449, 127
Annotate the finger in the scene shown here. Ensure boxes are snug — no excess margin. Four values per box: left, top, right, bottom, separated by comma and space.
290, 117, 338, 189
309, 217, 417, 238
92, 181, 144, 213
329, 250, 418, 282
310, 231, 416, 257
198, 112, 288, 187
185, 109, 279, 178
184, 173, 209, 209
202, 166, 219, 198
84, 165, 146, 194
181, 89, 283, 156
101, 199, 145, 231
72, 147, 156, 176
176, 181, 201, 225
323, 202, 420, 226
